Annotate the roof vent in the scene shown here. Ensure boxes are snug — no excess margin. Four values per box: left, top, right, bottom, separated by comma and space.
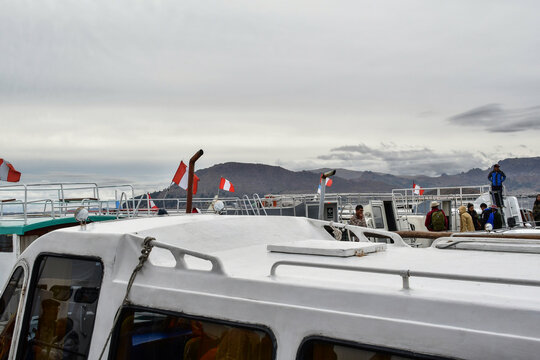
267, 240, 386, 257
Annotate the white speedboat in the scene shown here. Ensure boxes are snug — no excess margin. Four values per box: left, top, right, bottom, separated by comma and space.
1, 215, 539, 359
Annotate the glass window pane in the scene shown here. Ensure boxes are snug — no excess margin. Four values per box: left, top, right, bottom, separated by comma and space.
0, 267, 24, 360
0, 235, 13, 253
112, 308, 274, 360
373, 206, 385, 228
298, 338, 444, 360
18, 256, 103, 360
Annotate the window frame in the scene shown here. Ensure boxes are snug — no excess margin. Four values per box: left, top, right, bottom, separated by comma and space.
108, 304, 277, 360
296, 335, 454, 360
15, 253, 104, 360
0, 264, 27, 360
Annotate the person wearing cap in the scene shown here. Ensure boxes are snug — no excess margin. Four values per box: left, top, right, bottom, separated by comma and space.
488, 164, 506, 207
486, 204, 503, 229
424, 201, 448, 231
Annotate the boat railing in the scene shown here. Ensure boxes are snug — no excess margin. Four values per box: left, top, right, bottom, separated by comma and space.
270, 260, 540, 290
391, 185, 491, 216
0, 182, 138, 224
252, 194, 268, 216
241, 195, 257, 215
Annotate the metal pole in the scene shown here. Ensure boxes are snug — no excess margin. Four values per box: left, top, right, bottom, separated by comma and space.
161, 183, 173, 209
186, 149, 204, 213
318, 170, 336, 220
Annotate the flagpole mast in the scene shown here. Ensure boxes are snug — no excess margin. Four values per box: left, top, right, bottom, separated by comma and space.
318, 170, 336, 220
161, 183, 173, 209
186, 149, 204, 213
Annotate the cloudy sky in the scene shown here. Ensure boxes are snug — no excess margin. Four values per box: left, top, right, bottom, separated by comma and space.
1, 0, 539, 191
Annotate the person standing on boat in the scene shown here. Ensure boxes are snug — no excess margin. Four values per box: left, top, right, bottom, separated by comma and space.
349, 205, 367, 227
488, 164, 506, 208
486, 205, 503, 229
480, 203, 490, 228
425, 201, 448, 231
467, 203, 482, 230
458, 205, 475, 232
533, 194, 540, 226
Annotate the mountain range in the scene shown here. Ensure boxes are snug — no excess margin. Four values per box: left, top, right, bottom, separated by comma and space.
152, 156, 540, 198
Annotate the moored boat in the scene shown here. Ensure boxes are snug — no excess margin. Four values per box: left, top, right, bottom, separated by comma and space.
1, 215, 540, 359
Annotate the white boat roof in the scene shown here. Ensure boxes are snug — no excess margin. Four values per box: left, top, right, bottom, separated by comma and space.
41, 215, 540, 303
17, 214, 540, 359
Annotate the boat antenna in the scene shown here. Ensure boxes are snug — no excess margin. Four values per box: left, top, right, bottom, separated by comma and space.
318, 169, 336, 220
186, 149, 204, 213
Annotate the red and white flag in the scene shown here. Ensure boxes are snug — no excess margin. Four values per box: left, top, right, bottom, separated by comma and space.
219, 177, 235, 192
413, 183, 424, 195
147, 193, 158, 209
317, 177, 333, 194
172, 161, 199, 194
0, 159, 21, 182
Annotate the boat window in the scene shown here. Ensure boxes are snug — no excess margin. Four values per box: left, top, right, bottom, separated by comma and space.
297, 337, 448, 360
0, 267, 24, 360
17, 255, 103, 360
0, 235, 13, 253
372, 206, 385, 229
111, 307, 275, 360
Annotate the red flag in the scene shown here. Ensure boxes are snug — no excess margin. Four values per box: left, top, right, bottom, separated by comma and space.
413, 183, 424, 195
0, 159, 21, 182
317, 176, 333, 194
193, 174, 200, 195
147, 193, 158, 209
219, 177, 235, 192
172, 161, 199, 194
172, 161, 187, 188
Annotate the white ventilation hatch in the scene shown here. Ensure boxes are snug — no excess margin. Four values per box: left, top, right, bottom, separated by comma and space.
267, 240, 386, 257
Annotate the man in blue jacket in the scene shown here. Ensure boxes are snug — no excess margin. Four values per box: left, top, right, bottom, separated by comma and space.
488, 164, 506, 207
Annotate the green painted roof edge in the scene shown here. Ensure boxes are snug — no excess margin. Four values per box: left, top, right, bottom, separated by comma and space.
0, 215, 118, 235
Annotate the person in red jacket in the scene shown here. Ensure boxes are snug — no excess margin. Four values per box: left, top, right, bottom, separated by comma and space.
425, 201, 448, 231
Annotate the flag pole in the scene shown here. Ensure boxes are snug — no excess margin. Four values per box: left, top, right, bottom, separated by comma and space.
318, 170, 336, 220
161, 183, 174, 209
186, 149, 204, 213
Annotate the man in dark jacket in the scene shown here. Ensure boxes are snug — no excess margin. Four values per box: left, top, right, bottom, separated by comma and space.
467, 203, 482, 230
480, 203, 490, 229
486, 205, 503, 229
488, 164, 506, 207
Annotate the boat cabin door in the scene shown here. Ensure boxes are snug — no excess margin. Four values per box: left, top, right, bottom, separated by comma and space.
440, 200, 453, 230
323, 202, 338, 222
368, 200, 388, 230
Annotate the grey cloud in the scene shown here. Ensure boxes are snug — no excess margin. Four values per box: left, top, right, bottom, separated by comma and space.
317, 143, 490, 176
448, 104, 540, 132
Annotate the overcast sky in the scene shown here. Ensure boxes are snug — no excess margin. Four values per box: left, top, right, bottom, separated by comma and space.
1, 0, 539, 191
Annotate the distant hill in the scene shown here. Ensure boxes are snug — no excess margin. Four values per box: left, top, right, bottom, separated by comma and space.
152, 157, 540, 198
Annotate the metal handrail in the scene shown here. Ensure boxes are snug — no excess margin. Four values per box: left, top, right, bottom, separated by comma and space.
241, 195, 256, 215
269, 260, 540, 290
252, 194, 268, 216
118, 192, 131, 218
151, 240, 225, 275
